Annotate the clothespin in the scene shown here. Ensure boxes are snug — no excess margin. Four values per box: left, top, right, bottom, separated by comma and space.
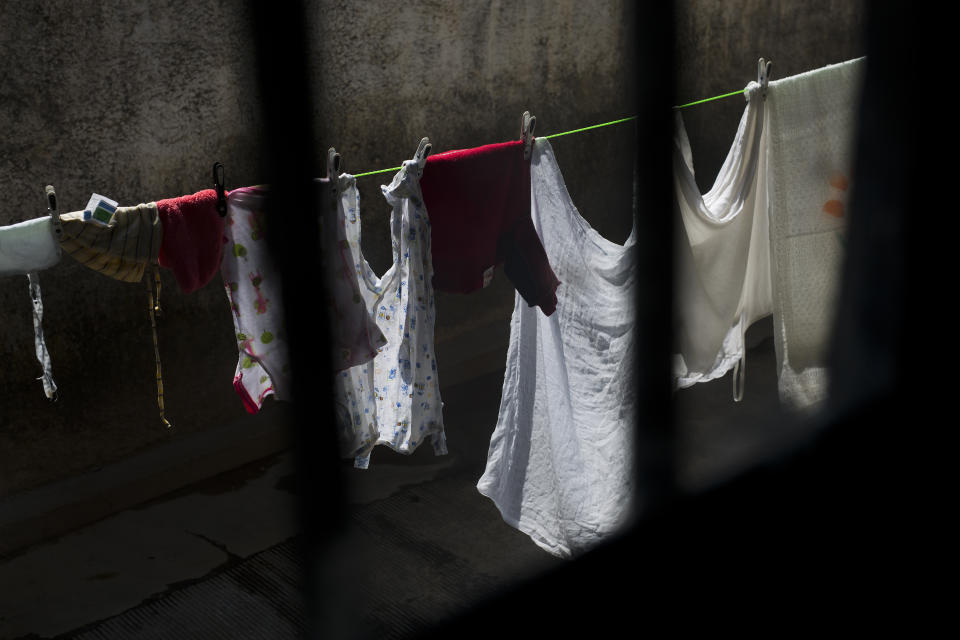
327, 147, 342, 211
44, 184, 63, 243
212, 162, 227, 217
521, 111, 536, 160
758, 57, 773, 99
413, 137, 431, 174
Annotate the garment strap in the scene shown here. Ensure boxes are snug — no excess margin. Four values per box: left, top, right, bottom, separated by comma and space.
145, 266, 172, 428
27, 272, 58, 400
732, 354, 746, 402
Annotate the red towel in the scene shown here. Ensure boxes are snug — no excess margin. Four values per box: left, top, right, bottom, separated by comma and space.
156, 189, 225, 294
420, 139, 560, 315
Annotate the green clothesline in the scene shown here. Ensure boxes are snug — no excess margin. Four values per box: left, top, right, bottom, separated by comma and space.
351, 87, 743, 178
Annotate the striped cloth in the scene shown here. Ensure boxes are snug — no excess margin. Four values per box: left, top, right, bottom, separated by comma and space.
59, 202, 162, 282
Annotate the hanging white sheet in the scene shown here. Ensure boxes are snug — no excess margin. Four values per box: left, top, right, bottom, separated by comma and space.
477, 138, 636, 558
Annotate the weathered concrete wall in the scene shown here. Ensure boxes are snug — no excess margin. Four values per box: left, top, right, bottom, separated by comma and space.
675, 0, 866, 191
1, 2, 266, 497
0, 0, 637, 497
0, 0, 864, 499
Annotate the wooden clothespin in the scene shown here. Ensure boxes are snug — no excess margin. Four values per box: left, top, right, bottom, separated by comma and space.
521, 111, 537, 160
758, 57, 773, 99
413, 137, 431, 175
44, 184, 63, 245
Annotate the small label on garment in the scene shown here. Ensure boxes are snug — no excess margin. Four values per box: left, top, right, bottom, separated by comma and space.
83, 193, 118, 226
482, 265, 495, 288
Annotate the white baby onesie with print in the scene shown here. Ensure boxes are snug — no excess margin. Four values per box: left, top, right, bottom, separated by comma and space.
221, 187, 291, 413
334, 156, 446, 468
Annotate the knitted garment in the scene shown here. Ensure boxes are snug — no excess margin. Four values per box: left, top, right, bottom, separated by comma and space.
59, 203, 161, 282
420, 139, 560, 316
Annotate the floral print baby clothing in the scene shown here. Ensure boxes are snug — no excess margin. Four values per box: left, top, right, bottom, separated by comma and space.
334, 153, 446, 468
221, 186, 291, 413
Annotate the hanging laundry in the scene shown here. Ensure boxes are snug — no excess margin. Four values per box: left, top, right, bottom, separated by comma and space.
0, 217, 62, 276
59, 203, 162, 282
477, 138, 636, 558
220, 186, 291, 413
317, 176, 388, 371
765, 57, 864, 409
27, 273, 57, 399
59, 201, 173, 425
672, 80, 771, 398
1, 216, 62, 399
156, 189, 225, 294
333, 149, 446, 469
420, 139, 561, 316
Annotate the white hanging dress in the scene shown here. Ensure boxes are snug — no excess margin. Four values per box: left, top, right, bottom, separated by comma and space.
477, 138, 637, 558
672, 80, 772, 397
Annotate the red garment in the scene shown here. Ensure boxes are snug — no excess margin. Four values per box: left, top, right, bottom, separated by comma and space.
420, 139, 560, 315
156, 189, 225, 294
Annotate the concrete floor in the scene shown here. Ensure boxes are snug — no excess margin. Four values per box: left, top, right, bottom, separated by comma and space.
0, 325, 820, 639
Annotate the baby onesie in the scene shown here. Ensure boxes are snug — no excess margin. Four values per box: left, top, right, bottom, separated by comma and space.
221, 187, 291, 412
334, 156, 446, 468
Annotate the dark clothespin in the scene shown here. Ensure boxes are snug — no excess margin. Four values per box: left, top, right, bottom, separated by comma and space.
212, 162, 227, 217
521, 111, 536, 160
44, 184, 63, 243
327, 148, 342, 211
758, 57, 773, 99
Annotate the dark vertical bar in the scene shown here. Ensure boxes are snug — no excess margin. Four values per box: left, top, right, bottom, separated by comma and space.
632, 0, 677, 516
247, 2, 342, 638
417, 3, 673, 635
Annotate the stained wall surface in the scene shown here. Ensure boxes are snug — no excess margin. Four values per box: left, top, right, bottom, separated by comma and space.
0, 0, 636, 497
0, 0, 864, 499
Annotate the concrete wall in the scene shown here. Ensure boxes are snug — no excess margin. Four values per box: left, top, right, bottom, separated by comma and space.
0, 0, 636, 498
1, 0, 864, 500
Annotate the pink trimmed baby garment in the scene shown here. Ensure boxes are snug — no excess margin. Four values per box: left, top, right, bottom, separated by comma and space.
220, 187, 290, 412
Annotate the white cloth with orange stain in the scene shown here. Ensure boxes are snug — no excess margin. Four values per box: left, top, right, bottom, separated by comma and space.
672, 81, 772, 392
333, 159, 446, 469
766, 56, 864, 409
220, 187, 291, 413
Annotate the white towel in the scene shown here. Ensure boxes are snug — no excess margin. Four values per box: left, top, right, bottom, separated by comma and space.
766, 57, 865, 409
0, 217, 61, 276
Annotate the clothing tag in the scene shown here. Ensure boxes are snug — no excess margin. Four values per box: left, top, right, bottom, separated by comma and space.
83, 193, 118, 226
482, 265, 495, 288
